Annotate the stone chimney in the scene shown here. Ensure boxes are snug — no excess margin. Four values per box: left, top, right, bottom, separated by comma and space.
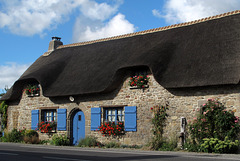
48, 37, 63, 52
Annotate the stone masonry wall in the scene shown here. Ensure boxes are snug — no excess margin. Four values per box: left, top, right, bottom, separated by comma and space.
7, 75, 240, 145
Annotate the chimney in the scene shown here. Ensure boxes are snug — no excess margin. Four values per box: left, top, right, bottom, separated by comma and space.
48, 37, 63, 51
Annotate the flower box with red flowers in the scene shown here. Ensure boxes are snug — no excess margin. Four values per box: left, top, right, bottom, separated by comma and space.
25, 84, 40, 97
98, 122, 125, 137
37, 121, 57, 133
129, 75, 150, 88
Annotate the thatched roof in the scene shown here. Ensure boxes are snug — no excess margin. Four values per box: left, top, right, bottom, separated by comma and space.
2, 10, 240, 101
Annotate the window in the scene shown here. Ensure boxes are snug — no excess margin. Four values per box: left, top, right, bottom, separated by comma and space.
130, 66, 150, 76
91, 106, 137, 131
42, 110, 57, 122
31, 109, 67, 131
104, 108, 124, 122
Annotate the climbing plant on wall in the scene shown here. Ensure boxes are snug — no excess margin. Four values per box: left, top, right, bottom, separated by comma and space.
150, 104, 169, 150
0, 101, 8, 129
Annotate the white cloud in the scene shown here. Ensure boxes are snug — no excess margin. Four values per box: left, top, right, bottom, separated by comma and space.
72, 0, 135, 42
0, 62, 30, 90
153, 0, 240, 24
73, 13, 136, 42
0, 0, 130, 41
79, 0, 123, 21
0, 0, 82, 36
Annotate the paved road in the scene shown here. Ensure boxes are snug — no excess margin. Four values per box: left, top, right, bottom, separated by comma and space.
0, 142, 239, 161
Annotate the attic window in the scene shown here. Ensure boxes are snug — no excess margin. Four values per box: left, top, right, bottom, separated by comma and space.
129, 66, 150, 89
130, 66, 150, 76
25, 84, 40, 97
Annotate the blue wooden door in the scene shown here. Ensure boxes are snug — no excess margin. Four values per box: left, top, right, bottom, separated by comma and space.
73, 111, 85, 145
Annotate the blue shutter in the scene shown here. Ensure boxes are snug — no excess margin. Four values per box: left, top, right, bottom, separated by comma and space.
31, 110, 39, 130
57, 109, 67, 131
91, 107, 101, 131
125, 106, 137, 131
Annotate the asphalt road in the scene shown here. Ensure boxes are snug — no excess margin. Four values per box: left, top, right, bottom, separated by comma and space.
0, 143, 240, 161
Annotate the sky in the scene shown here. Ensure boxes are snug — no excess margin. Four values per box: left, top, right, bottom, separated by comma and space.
0, 0, 240, 91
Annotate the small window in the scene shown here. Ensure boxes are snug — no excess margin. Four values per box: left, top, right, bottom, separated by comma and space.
104, 107, 124, 123
91, 106, 137, 131
41, 109, 57, 122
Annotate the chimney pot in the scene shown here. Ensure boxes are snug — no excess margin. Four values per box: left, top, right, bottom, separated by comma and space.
48, 36, 63, 51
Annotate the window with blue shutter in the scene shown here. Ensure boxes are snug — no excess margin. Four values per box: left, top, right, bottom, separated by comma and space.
124, 106, 137, 131
57, 109, 67, 131
31, 110, 39, 130
91, 107, 101, 131
104, 108, 124, 123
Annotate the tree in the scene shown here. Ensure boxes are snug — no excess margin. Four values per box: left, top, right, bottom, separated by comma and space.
0, 85, 9, 98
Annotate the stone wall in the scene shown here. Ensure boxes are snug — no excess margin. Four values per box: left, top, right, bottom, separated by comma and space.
7, 75, 240, 145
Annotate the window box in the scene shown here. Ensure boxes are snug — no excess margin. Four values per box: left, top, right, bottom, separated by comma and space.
38, 121, 57, 133
129, 75, 150, 88
25, 84, 40, 97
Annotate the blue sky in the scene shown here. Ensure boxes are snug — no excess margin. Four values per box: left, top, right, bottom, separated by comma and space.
0, 0, 240, 90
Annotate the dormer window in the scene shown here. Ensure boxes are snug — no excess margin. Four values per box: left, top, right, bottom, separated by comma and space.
129, 66, 150, 89
25, 84, 40, 97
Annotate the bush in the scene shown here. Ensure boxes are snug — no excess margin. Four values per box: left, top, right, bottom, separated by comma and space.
187, 99, 240, 153
189, 99, 240, 143
23, 129, 39, 144
50, 134, 70, 146
78, 136, 101, 147
7, 129, 24, 143
200, 137, 239, 154
183, 140, 202, 152
25, 129, 39, 137
158, 139, 178, 151
105, 141, 120, 148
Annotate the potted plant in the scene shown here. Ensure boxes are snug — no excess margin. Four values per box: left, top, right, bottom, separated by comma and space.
25, 84, 40, 96
98, 122, 125, 137
37, 121, 57, 133
129, 75, 150, 88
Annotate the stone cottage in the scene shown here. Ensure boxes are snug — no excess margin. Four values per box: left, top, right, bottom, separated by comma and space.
1, 10, 240, 146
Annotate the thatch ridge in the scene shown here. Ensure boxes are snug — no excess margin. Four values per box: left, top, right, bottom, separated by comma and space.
58, 10, 240, 49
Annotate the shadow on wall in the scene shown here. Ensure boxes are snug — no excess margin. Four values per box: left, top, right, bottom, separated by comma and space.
167, 84, 240, 96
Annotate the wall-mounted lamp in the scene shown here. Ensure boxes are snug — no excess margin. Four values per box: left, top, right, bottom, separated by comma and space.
69, 96, 74, 102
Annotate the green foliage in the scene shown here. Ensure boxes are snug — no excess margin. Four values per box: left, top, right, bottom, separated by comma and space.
78, 136, 101, 147
25, 129, 39, 137
25, 84, 40, 95
189, 99, 240, 143
50, 134, 70, 146
150, 105, 169, 150
23, 129, 39, 144
105, 141, 120, 148
158, 139, 178, 151
0, 128, 40, 144
0, 101, 8, 129
39, 140, 49, 145
183, 140, 202, 152
200, 137, 239, 154
186, 99, 240, 153
6, 129, 24, 143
